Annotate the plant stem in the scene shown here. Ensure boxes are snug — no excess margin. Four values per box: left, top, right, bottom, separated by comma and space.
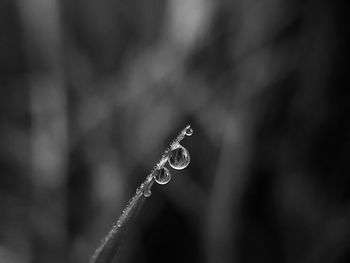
89, 125, 192, 263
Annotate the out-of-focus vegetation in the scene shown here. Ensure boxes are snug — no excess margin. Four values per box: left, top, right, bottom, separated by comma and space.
0, 0, 349, 263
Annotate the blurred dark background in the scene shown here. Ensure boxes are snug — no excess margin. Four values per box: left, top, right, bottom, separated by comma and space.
1, 0, 350, 262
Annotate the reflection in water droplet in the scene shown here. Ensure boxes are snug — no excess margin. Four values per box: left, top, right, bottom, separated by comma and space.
154, 167, 172, 185
185, 127, 193, 136
143, 189, 152, 197
168, 145, 190, 170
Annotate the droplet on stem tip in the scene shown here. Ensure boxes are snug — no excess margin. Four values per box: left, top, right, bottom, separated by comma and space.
185, 127, 193, 136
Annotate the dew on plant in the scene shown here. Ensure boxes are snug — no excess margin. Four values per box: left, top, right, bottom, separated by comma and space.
90, 125, 193, 263
143, 189, 152, 197
185, 127, 193, 136
154, 167, 172, 185
168, 145, 190, 170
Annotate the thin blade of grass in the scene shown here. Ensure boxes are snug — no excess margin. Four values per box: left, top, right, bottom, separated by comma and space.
89, 125, 192, 263
89, 179, 153, 263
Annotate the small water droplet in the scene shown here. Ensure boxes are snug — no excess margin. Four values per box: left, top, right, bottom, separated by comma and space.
185, 127, 193, 136
154, 167, 172, 185
113, 221, 121, 228
143, 189, 152, 197
168, 145, 190, 170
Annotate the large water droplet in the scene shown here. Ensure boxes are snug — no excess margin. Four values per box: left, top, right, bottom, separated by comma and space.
185, 127, 193, 136
154, 167, 172, 185
168, 145, 190, 170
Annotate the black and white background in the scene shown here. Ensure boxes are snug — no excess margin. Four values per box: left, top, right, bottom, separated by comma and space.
0, 0, 349, 262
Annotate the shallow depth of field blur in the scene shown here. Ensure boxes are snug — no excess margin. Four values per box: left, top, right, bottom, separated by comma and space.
1, 1, 350, 263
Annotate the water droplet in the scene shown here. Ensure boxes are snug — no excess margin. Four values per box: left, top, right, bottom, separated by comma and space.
154, 167, 172, 185
113, 221, 121, 228
185, 127, 193, 136
168, 145, 190, 170
143, 189, 152, 197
